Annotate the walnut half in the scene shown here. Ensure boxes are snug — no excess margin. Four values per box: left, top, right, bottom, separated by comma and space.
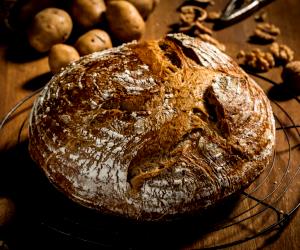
178, 5, 212, 37
269, 42, 294, 65
252, 22, 280, 43
180, 5, 207, 25
237, 48, 275, 72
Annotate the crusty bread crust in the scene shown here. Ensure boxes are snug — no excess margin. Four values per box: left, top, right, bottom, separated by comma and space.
29, 33, 275, 221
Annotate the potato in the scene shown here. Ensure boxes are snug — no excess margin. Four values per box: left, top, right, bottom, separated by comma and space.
48, 44, 80, 73
0, 197, 15, 226
28, 8, 73, 52
127, 0, 158, 19
75, 29, 112, 56
71, 0, 106, 28
106, 1, 145, 42
106, 0, 158, 19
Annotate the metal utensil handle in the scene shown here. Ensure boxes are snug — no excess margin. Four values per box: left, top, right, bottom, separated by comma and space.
220, 0, 273, 23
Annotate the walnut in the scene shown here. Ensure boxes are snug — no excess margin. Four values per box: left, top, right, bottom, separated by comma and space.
257, 23, 280, 36
252, 22, 280, 43
177, 1, 220, 49
253, 29, 276, 42
237, 48, 275, 72
282, 61, 300, 93
180, 5, 207, 25
196, 34, 226, 51
206, 11, 221, 21
269, 42, 294, 65
178, 8, 212, 37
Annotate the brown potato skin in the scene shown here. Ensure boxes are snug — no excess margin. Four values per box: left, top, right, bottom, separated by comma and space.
75, 29, 112, 56
48, 44, 80, 73
28, 8, 73, 53
106, 0, 157, 19
106, 1, 145, 42
71, 0, 106, 28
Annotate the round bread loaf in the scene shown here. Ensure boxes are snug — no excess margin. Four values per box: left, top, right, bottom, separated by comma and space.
29, 33, 275, 221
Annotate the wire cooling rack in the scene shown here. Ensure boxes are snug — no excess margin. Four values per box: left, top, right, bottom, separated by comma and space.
0, 75, 299, 249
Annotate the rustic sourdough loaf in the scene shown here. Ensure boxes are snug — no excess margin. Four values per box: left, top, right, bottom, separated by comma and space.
29, 33, 275, 221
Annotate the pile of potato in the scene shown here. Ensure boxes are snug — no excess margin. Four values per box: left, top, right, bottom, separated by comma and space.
24, 0, 159, 73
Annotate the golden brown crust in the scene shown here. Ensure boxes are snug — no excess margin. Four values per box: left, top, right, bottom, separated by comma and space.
29, 34, 275, 221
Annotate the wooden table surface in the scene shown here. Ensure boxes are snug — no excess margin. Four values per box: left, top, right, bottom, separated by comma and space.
0, 0, 299, 249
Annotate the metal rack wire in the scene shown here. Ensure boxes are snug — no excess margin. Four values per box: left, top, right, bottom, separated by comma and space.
0, 75, 299, 249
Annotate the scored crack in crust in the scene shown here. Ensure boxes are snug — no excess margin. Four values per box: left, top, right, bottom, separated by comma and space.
29, 33, 275, 221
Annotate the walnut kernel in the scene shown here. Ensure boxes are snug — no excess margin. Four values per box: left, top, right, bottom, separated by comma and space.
252, 22, 280, 43
257, 23, 280, 36
237, 48, 275, 72
270, 42, 294, 65
180, 5, 207, 25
